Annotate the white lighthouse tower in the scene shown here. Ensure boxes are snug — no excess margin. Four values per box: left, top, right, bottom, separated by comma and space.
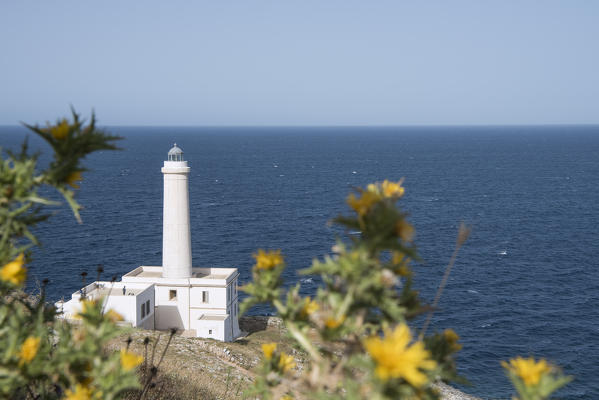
162, 144, 192, 279
57, 144, 241, 341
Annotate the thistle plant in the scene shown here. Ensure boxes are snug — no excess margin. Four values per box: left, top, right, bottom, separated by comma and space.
241, 180, 572, 399
501, 356, 571, 400
241, 180, 463, 399
0, 110, 144, 399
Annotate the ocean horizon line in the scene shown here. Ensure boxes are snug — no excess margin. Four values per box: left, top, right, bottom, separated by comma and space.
2, 123, 599, 129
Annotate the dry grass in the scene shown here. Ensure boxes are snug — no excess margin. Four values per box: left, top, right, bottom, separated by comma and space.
109, 316, 300, 400
109, 317, 477, 400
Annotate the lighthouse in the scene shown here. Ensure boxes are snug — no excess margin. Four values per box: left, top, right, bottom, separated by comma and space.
57, 144, 241, 341
161, 144, 192, 279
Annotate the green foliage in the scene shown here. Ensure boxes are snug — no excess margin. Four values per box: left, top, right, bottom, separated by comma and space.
241, 181, 572, 399
0, 111, 142, 399
502, 357, 572, 400
241, 181, 463, 399
1, 108, 120, 266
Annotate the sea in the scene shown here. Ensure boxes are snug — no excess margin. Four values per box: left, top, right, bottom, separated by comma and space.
2, 125, 598, 399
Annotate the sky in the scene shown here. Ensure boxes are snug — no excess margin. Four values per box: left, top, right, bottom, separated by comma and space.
1, 1, 598, 126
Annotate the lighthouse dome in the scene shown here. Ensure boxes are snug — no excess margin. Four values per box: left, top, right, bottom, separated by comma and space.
167, 143, 184, 161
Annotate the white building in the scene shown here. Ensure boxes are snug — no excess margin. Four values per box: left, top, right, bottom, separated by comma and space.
57, 144, 241, 342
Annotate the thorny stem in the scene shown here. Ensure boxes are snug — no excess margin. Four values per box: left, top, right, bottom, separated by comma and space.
101, 280, 116, 315
26, 384, 38, 400
419, 223, 470, 340
337, 286, 355, 319
137, 367, 157, 400
150, 334, 161, 366
156, 330, 176, 368
139, 330, 176, 399
287, 321, 322, 363
272, 299, 286, 315
142, 338, 149, 372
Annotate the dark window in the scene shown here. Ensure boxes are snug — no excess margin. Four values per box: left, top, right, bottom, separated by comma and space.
202, 291, 209, 303
141, 303, 146, 318
146, 300, 150, 313
208, 329, 212, 335
169, 290, 177, 300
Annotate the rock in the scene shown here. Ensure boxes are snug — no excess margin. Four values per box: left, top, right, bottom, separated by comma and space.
435, 382, 481, 400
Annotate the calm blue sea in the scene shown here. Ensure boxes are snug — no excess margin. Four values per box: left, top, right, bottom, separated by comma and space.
2, 126, 598, 399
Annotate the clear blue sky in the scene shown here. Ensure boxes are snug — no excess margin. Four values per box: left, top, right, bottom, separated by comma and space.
1, 1, 598, 126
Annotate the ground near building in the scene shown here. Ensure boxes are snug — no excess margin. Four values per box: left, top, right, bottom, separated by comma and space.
109, 316, 479, 400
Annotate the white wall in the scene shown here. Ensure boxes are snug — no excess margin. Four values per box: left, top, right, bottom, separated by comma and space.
189, 286, 226, 310
188, 281, 239, 341
59, 282, 155, 329
104, 295, 136, 324
155, 285, 190, 330
193, 317, 230, 342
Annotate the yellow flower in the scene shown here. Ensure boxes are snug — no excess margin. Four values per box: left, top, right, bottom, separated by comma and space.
501, 356, 552, 386
443, 329, 462, 351
262, 342, 277, 360
18, 336, 41, 366
105, 309, 124, 323
398, 265, 411, 277
280, 396, 293, 400
50, 118, 69, 140
76, 299, 99, 319
64, 383, 93, 400
381, 180, 405, 198
253, 249, 284, 270
66, 171, 83, 189
347, 191, 380, 216
1, 253, 27, 285
73, 328, 86, 343
392, 252, 412, 276
325, 315, 345, 329
366, 183, 379, 193
278, 352, 296, 372
396, 220, 414, 242
299, 297, 319, 318
364, 324, 436, 387
120, 349, 143, 371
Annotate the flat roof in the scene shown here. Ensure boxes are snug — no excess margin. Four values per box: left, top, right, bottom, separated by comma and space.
198, 314, 228, 321
123, 266, 237, 281
92, 287, 143, 297
70, 281, 153, 301
131, 270, 163, 278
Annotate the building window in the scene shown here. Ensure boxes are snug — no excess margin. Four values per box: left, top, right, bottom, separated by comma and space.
208, 329, 212, 335
141, 303, 146, 318
202, 291, 209, 303
169, 290, 177, 301
146, 300, 150, 313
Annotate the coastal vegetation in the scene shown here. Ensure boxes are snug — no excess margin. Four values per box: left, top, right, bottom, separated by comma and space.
1, 111, 572, 399
239, 180, 571, 400
0, 111, 143, 399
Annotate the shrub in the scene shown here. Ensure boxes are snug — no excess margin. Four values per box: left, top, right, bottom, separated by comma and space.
241, 180, 571, 399
0, 110, 143, 399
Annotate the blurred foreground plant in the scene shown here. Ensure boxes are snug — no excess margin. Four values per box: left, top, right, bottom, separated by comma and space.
241, 180, 572, 399
242, 180, 463, 399
0, 111, 144, 398
502, 356, 571, 400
